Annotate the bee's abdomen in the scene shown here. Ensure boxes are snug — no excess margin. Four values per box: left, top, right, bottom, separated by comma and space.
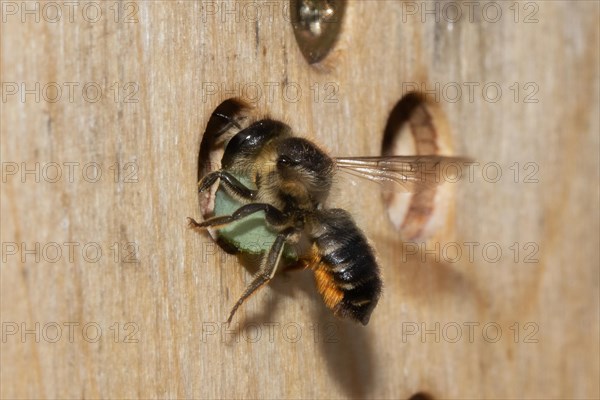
310, 209, 382, 325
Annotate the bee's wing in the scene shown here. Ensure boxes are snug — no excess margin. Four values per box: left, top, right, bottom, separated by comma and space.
334, 155, 472, 192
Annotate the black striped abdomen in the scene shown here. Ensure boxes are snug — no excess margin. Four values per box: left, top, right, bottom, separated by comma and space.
311, 209, 382, 325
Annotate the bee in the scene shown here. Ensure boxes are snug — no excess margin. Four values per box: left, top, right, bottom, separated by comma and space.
189, 118, 465, 325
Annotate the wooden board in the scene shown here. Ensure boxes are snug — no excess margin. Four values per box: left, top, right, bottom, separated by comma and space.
1, 1, 598, 398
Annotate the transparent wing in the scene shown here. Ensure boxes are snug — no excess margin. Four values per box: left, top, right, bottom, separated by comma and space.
334, 155, 472, 192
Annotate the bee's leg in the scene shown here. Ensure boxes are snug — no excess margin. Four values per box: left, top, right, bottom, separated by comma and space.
226, 228, 295, 325
198, 170, 257, 200
188, 203, 286, 229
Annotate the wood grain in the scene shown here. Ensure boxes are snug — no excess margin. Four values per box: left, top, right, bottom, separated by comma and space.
1, 1, 598, 398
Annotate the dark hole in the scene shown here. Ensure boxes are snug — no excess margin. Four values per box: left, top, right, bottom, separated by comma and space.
381, 92, 426, 156
408, 391, 435, 400
196, 98, 251, 254
380, 92, 446, 239
197, 98, 250, 182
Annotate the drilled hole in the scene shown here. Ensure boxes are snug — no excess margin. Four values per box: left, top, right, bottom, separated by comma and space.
290, 0, 345, 64
198, 99, 251, 183
197, 98, 253, 253
381, 92, 456, 241
197, 102, 297, 260
408, 391, 435, 400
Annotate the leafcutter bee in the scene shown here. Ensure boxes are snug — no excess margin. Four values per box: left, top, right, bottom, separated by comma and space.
189, 118, 466, 325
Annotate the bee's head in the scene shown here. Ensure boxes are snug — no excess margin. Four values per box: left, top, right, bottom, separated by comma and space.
221, 119, 291, 169
275, 138, 334, 202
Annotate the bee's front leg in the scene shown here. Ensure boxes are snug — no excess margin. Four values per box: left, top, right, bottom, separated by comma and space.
188, 202, 287, 230
198, 170, 257, 200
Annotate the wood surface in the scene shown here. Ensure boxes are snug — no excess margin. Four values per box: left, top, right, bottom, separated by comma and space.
1, 1, 599, 398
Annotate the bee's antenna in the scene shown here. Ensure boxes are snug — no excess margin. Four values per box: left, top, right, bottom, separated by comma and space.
213, 112, 249, 139
214, 112, 242, 129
